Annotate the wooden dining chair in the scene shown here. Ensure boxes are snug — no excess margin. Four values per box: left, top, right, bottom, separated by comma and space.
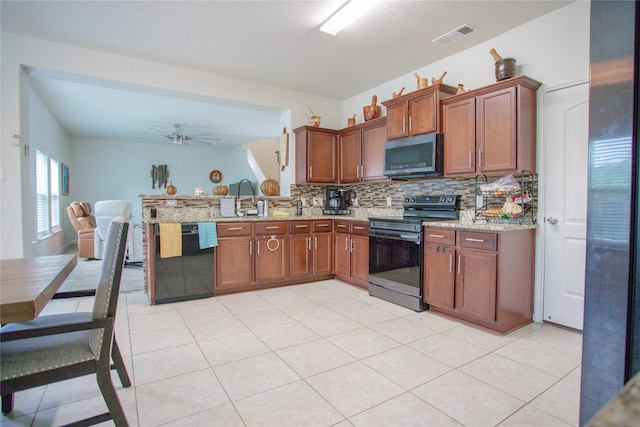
0, 217, 131, 426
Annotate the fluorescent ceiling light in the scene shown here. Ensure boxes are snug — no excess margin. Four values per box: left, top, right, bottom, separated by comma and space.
320, 0, 381, 35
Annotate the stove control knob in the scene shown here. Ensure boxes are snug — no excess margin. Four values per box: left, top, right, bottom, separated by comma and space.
404, 197, 410, 204
440, 196, 446, 203
410, 197, 416, 203
447, 196, 454, 203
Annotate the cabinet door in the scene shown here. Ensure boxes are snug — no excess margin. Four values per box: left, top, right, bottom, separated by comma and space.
350, 235, 369, 286
456, 249, 497, 322
339, 129, 361, 183
334, 233, 351, 276
308, 131, 337, 183
443, 98, 476, 176
386, 101, 409, 140
313, 232, 333, 275
361, 122, 388, 181
255, 235, 288, 283
215, 237, 253, 289
423, 245, 456, 308
289, 233, 311, 278
409, 92, 437, 135
477, 87, 517, 173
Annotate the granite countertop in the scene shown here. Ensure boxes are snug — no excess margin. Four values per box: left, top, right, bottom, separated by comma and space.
424, 220, 538, 231
144, 215, 537, 231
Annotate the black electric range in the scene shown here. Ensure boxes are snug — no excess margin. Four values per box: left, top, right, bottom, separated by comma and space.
368, 194, 459, 311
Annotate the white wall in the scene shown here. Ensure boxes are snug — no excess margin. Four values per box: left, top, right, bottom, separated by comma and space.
70, 138, 258, 225
29, 86, 73, 256
0, 32, 343, 258
343, 1, 590, 121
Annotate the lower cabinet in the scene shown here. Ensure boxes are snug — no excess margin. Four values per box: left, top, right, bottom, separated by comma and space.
423, 226, 534, 333
215, 223, 254, 291
255, 223, 288, 284
289, 220, 333, 278
334, 220, 369, 289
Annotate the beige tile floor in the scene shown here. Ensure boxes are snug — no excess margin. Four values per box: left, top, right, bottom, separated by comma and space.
1, 257, 582, 427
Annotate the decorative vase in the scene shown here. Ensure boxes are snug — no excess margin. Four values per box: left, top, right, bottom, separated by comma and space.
213, 185, 229, 196
166, 181, 177, 195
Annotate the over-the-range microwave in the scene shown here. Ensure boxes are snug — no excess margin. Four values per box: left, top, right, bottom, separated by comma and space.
384, 132, 444, 178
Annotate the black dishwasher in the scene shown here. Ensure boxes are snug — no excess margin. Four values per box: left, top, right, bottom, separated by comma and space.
154, 223, 214, 304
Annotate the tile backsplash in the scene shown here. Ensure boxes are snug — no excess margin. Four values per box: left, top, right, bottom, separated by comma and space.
292, 175, 537, 211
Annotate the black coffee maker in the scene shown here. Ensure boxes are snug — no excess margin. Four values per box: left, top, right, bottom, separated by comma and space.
323, 188, 351, 215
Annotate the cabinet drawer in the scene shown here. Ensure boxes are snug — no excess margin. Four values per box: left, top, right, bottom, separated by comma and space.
334, 220, 350, 233
351, 221, 369, 236
290, 221, 311, 234
254, 221, 287, 235
458, 230, 497, 251
313, 220, 333, 232
424, 227, 455, 246
217, 222, 252, 237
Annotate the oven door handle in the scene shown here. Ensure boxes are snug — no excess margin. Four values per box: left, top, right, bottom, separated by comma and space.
369, 231, 422, 244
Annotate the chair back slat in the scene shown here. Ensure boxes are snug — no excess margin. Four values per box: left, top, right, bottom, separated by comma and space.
90, 217, 128, 358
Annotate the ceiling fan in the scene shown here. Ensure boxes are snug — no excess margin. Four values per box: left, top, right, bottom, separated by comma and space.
147, 123, 221, 145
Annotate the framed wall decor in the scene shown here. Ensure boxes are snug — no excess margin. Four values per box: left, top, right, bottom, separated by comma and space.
61, 163, 69, 195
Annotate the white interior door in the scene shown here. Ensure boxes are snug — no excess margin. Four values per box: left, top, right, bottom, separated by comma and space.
542, 82, 589, 330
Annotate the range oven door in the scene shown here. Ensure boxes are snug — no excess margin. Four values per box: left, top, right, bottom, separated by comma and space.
368, 229, 423, 297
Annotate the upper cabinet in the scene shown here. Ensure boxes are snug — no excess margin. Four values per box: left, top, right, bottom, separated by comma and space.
442, 76, 541, 177
294, 126, 338, 184
338, 117, 388, 184
382, 84, 458, 140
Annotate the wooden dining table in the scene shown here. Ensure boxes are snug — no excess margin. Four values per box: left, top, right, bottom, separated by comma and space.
0, 254, 77, 324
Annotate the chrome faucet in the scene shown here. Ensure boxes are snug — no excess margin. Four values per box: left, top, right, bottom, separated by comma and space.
235, 179, 255, 212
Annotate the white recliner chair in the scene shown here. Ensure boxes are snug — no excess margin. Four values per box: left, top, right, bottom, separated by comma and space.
94, 200, 133, 260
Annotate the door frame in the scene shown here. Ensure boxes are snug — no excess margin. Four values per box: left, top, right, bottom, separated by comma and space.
534, 78, 589, 325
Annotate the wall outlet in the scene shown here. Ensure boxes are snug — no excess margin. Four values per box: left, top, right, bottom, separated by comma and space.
165, 199, 177, 207
386, 196, 392, 207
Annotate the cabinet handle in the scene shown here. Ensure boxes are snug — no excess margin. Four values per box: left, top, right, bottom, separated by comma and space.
346, 236, 350, 251
465, 238, 486, 243
257, 240, 260, 255
356, 165, 360, 178
360, 165, 365, 178
337, 224, 347, 228
317, 224, 329, 227
478, 149, 483, 167
428, 234, 445, 238
295, 224, 308, 228
314, 236, 318, 250
309, 166, 313, 179
402, 117, 406, 133
468, 151, 472, 168
449, 254, 453, 273
307, 236, 311, 251
409, 116, 413, 132
265, 226, 279, 230
350, 238, 354, 252
249, 240, 253, 255
228, 227, 243, 231
354, 226, 364, 230
458, 255, 462, 274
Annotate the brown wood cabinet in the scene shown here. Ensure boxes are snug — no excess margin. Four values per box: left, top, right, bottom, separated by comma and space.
255, 222, 288, 284
289, 220, 333, 278
442, 76, 541, 177
423, 225, 535, 334
294, 126, 338, 184
382, 84, 457, 140
334, 220, 369, 288
215, 223, 254, 290
338, 117, 388, 183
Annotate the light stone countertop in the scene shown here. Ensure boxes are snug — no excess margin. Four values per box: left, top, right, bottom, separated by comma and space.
423, 220, 538, 231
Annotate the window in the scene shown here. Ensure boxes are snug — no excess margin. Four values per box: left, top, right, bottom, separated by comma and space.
35, 147, 61, 238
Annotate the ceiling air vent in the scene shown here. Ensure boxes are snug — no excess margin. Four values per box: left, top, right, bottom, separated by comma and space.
432, 24, 476, 45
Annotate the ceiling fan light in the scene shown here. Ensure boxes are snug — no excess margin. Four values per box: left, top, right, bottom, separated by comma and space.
320, 0, 381, 35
